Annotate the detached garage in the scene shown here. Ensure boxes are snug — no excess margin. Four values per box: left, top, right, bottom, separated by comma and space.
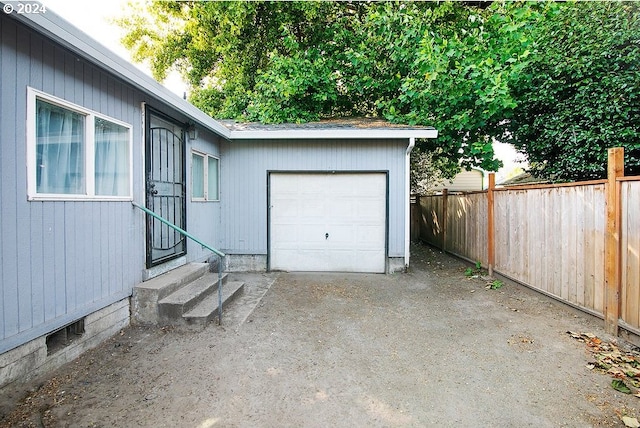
269, 172, 387, 273
218, 121, 438, 273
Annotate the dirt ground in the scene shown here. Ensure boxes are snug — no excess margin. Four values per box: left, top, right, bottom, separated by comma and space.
2, 243, 640, 427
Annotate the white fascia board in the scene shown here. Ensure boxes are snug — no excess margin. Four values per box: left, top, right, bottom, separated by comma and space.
7, 4, 231, 139
229, 128, 438, 140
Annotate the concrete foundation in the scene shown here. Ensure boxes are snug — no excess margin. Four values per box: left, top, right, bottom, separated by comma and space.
225, 254, 406, 274
226, 254, 268, 272
0, 299, 130, 389
387, 257, 407, 273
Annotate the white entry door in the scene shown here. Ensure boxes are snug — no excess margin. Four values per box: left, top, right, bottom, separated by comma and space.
269, 173, 387, 273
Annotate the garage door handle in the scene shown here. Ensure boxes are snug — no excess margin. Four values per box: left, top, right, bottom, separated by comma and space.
325, 233, 329, 240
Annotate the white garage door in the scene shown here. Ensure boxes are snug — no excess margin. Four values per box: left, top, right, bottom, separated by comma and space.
269, 173, 387, 273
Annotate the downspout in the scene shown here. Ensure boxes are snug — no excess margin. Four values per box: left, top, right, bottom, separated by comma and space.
404, 137, 416, 270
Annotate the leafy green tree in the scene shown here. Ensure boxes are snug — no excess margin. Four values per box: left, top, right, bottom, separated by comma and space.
503, 2, 640, 181
119, 1, 640, 183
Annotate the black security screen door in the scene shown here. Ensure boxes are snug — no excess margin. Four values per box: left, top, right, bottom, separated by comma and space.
145, 107, 186, 267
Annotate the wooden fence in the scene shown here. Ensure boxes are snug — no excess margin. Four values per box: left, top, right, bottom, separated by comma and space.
415, 148, 640, 339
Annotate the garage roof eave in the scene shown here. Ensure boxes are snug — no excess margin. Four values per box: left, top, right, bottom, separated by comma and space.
229, 128, 438, 141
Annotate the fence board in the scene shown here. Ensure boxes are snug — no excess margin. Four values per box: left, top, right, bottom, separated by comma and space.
418, 196, 444, 249
621, 181, 640, 329
445, 193, 487, 264
414, 178, 640, 322
493, 185, 606, 314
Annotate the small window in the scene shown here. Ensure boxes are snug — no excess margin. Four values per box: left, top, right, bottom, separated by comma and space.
27, 88, 132, 200
192, 151, 219, 201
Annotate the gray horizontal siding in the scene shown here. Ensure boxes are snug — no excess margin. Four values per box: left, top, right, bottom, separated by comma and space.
219, 139, 408, 257
0, 16, 149, 353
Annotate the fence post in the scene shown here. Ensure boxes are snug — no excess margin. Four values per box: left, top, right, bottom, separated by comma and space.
605, 147, 624, 335
487, 173, 495, 276
442, 189, 448, 252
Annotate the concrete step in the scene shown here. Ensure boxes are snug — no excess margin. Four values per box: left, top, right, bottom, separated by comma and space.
133, 263, 210, 324
157, 272, 228, 322
183, 280, 245, 326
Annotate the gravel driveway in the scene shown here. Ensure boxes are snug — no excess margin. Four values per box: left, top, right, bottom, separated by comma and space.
2, 244, 639, 427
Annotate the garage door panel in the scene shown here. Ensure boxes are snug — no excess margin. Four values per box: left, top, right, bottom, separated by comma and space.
299, 225, 329, 244
357, 200, 386, 220
331, 199, 358, 218
270, 173, 386, 273
325, 225, 356, 245
356, 225, 386, 245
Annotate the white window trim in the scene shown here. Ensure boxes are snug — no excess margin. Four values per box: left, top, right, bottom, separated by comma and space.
191, 149, 220, 202
26, 87, 134, 201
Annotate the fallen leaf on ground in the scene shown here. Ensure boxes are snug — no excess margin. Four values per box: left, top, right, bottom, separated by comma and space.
568, 332, 640, 397
613, 379, 632, 394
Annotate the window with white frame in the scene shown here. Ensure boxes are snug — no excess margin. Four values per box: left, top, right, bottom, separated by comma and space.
191, 151, 219, 201
27, 88, 132, 200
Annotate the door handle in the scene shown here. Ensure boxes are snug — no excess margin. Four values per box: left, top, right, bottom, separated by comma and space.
325, 233, 329, 240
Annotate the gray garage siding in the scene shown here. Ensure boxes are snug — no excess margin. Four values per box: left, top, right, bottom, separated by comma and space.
218, 139, 407, 259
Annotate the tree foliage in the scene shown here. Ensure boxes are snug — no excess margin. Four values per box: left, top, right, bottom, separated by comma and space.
503, 1, 640, 181
119, 1, 640, 184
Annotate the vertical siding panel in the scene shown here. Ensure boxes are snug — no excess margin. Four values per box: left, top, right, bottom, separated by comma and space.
42, 203, 56, 320
66, 51, 78, 103
109, 202, 118, 295
30, 28, 43, 88
28, 27, 46, 325
1, 20, 19, 339
41, 39, 54, 94
30, 204, 45, 325
64, 204, 78, 312
16, 31, 33, 332
92, 202, 103, 300
74, 54, 83, 105
54, 45, 65, 97
53, 203, 67, 317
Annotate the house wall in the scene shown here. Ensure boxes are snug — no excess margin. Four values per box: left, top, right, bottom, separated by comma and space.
0, 14, 222, 384
430, 169, 484, 193
0, 14, 144, 357
218, 139, 408, 270
185, 127, 224, 264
